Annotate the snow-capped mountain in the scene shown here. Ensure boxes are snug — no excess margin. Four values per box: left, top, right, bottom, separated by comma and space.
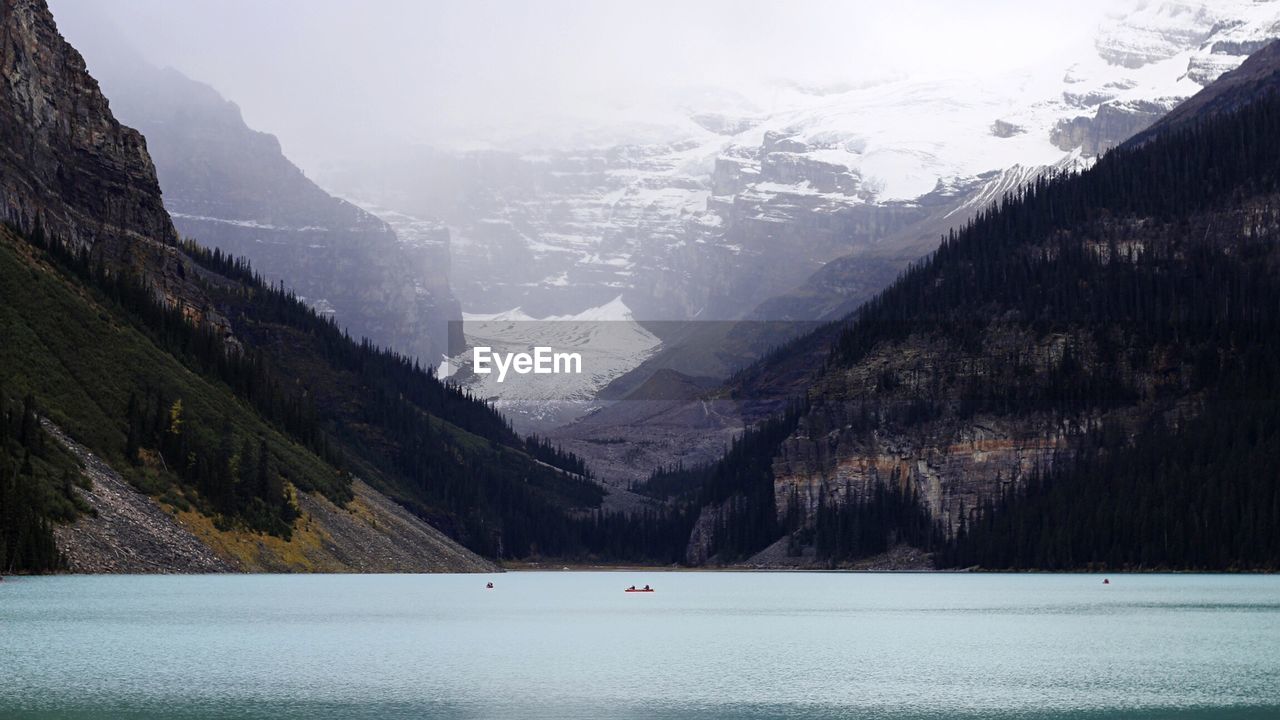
317, 0, 1279, 392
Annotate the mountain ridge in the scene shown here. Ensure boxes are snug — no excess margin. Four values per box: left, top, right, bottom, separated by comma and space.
640, 33, 1280, 569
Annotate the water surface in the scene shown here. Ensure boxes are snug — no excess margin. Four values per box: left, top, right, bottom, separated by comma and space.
2, 572, 1277, 719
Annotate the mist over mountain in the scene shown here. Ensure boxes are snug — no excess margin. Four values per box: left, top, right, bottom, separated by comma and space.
47, 1, 1120, 159
49, 1, 1280, 435
533, 0, 1280, 487
49, 13, 462, 365
312, 1, 1278, 329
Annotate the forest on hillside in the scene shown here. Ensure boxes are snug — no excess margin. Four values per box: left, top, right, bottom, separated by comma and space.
2, 221, 613, 568
642, 89, 1280, 570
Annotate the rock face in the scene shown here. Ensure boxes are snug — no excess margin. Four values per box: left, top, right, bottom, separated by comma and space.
1094, 0, 1279, 71
1050, 99, 1177, 156
0, 0, 175, 253
774, 415, 1071, 540
765, 334, 1080, 538
1044, 1, 1280, 161
0, 0, 218, 323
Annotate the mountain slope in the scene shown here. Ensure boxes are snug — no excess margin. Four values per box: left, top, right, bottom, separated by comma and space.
554, 4, 1280, 493
648, 38, 1280, 569
1127, 38, 1280, 142
0, 0, 607, 571
749, 2, 1280, 339
1, 224, 495, 572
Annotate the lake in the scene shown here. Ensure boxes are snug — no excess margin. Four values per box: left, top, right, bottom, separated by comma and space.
1, 572, 1278, 719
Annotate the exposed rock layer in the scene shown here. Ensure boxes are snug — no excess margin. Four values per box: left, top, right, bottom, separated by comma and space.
0, 0, 174, 253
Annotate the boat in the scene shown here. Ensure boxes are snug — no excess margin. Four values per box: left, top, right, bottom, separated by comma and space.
624, 587, 654, 593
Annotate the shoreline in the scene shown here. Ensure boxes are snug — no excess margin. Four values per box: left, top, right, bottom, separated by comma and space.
5, 567, 1277, 578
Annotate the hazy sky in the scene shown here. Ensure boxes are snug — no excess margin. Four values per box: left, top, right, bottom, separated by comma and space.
50, 0, 1123, 169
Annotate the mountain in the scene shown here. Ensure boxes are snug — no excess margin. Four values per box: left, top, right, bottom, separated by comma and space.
638, 37, 1280, 570
0, 0, 623, 573
533, 1, 1280, 494
744, 0, 1280, 325
321, 2, 1280, 329
1128, 31, 1280, 141
0, 0, 178, 285
50, 12, 462, 365
310, 1, 1280, 462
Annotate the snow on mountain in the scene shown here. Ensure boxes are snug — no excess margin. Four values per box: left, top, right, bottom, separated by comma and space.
329, 1, 1279, 326
320, 1, 1280, 422
1095, 0, 1276, 69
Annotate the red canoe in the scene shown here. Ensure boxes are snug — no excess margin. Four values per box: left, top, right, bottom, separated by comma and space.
624, 588, 655, 593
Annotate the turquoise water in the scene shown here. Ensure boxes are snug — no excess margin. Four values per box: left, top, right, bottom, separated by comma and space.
1, 572, 1278, 719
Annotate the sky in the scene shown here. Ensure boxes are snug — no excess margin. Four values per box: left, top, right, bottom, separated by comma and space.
48, 0, 1123, 169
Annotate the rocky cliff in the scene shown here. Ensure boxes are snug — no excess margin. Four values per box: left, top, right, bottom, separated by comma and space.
0, 0, 194, 296
771, 337, 1091, 538
1, 0, 234, 334
0, 0, 172, 251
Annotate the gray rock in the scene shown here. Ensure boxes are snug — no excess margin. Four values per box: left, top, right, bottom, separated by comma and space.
45, 421, 237, 574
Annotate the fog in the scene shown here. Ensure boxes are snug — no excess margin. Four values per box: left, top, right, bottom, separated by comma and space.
50, 0, 1121, 172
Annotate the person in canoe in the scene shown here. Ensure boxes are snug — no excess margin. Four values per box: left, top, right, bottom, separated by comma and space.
627, 585, 636, 591
643, 584, 651, 591
486, 581, 494, 589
